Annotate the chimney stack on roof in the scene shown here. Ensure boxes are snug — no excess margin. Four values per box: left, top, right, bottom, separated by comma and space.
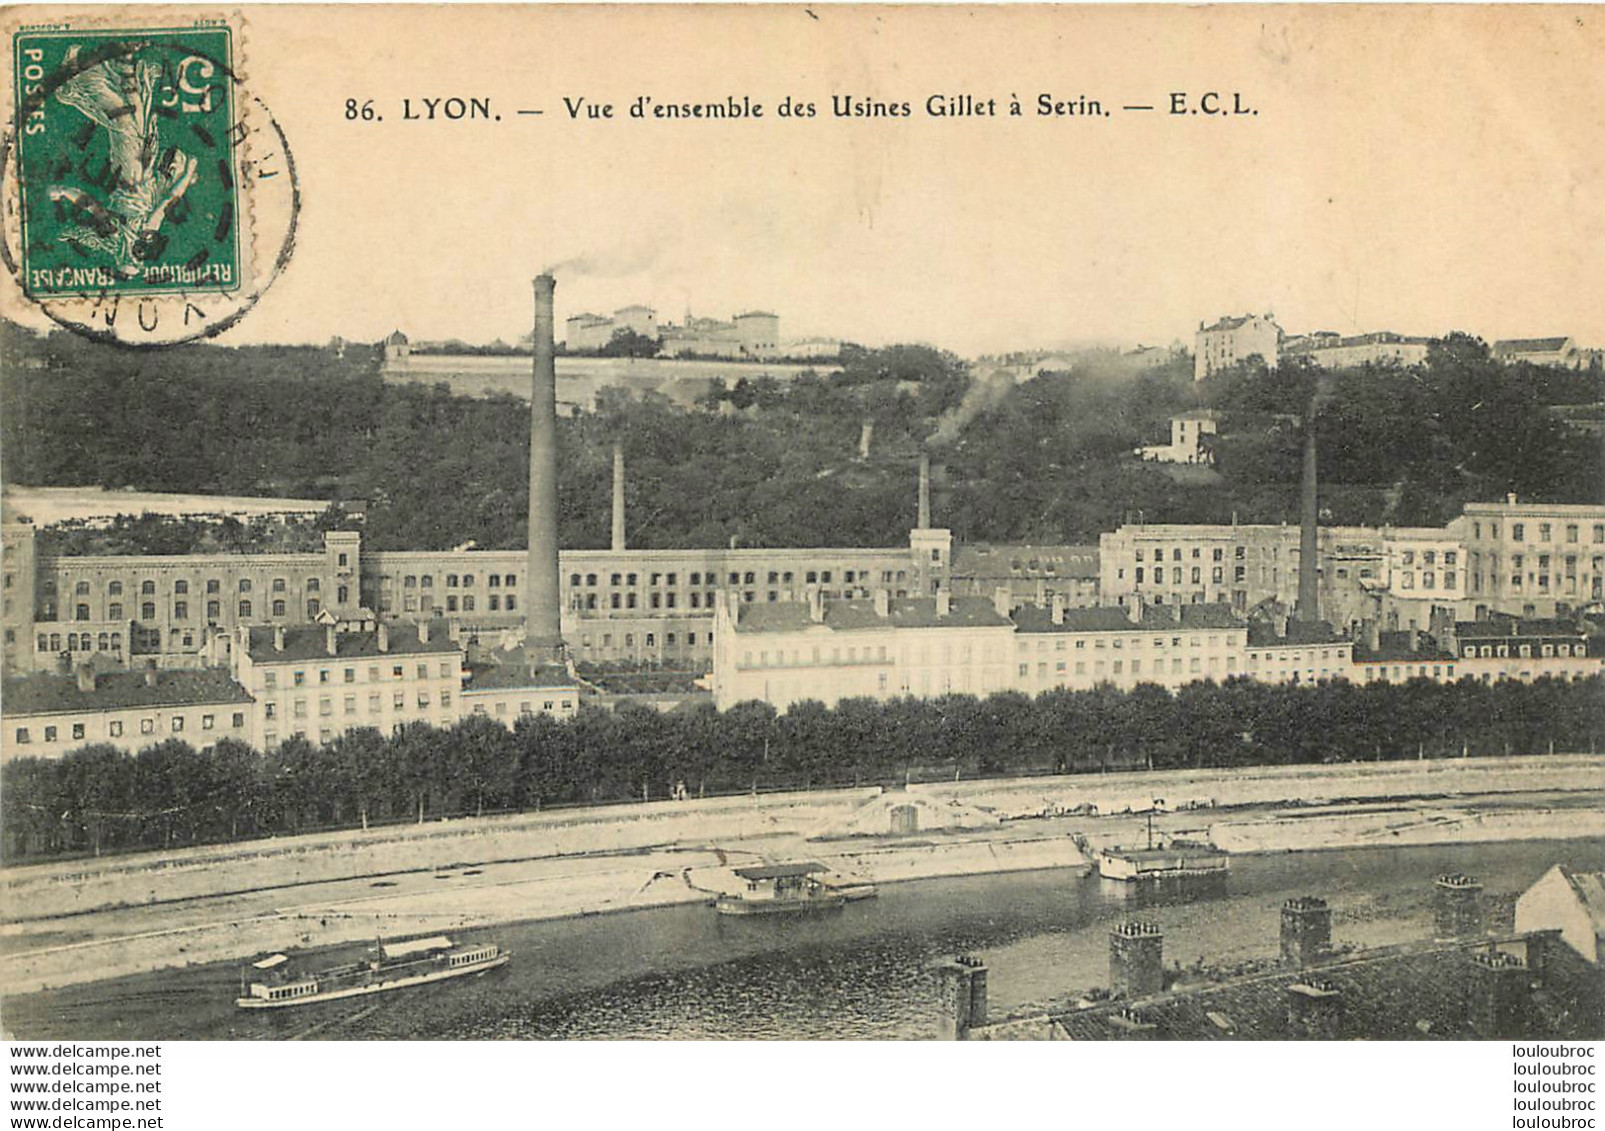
809, 587, 825, 624
144, 665, 158, 687
1127, 595, 1145, 625
858, 420, 873, 461
874, 589, 891, 617
936, 589, 951, 618
75, 664, 96, 694
325, 625, 338, 656
273, 625, 286, 652
1051, 594, 1066, 625
419, 620, 431, 644
377, 622, 390, 653
992, 586, 1011, 619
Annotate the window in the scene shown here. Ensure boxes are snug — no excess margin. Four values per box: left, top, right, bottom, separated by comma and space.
141, 718, 155, 735
272, 600, 287, 617
1513, 523, 1525, 542
239, 579, 252, 593
207, 601, 219, 618
570, 574, 581, 587
141, 602, 156, 620
141, 580, 155, 595
462, 574, 475, 587
14, 728, 28, 744
72, 722, 85, 740
76, 603, 90, 620
110, 721, 123, 737
505, 595, 516, 611
487, 575, 499, 588
171, 715, 185, 732
489, 595, 501, 611
108, 581, 123, 596
174, 601, 188, 620
463, 596, 476, 611
421, 575, 433, 588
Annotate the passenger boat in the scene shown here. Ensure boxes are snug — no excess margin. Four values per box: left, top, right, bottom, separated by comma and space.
235, 935, 508, 1009
715, 863, 851, 916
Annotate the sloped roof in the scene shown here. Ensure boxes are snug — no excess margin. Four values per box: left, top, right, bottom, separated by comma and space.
1495, 337, 1572, 354
950, 543, 1100, 581
1455, 618, 1589, 640
1560, 868, 1605, 935
461, 661, 576, 692
244, 622, 461, 662
4, 669, 253, 716
1012, 603, 1244, 635
385, 329, 408, 345
733, 596, 1013, 635
1247, 620, 1346, 647
733, 310, 778, 320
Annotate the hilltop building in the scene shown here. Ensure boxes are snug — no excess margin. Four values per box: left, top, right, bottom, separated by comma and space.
1194, 314, 1282, 381
1492, 337, 1597, 370
1282, 330, 1431, 369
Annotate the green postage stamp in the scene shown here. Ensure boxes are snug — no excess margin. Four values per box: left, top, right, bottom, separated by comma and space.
13, 25, 241, 297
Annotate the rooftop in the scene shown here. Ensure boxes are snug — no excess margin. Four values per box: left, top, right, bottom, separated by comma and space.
1557, 866, 1605, 935
1043, 934, 1598, 1041
1455, 617, 1591, 640
3, 669, 253, 716
462, 661, 577, 692
1494, 337, 1572, 354
734, 862, 826, 880
733, 596, 1013, 635
244, 622, 462, 663
1247, 620, 1347, 647
950, 543, 1100, 581
1012, 603, 1244, 635
1351, 631, 1457, 664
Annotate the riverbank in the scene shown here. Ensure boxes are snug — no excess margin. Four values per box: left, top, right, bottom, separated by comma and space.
1, 756, 1599, 998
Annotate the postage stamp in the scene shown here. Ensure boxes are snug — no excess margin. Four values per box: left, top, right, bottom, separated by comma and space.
1, 16, 297, 346
13, 26, 241, 297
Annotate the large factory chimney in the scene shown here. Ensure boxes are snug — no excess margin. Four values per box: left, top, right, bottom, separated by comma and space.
526, 274, 564, 662
918, 453, 932, 529
1295, 420, 1320, 624
611, 442, 627, 552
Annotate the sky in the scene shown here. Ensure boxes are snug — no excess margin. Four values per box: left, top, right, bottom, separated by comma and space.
3, 5, 1602, 356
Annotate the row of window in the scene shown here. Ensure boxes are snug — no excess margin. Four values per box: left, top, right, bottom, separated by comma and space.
577, 631, 707, 650
14, 711, 247, 745
1459, 642, 1588, 659
261, 660, 458, 689
63, 576, 320, 597
263, 689, 455, 719
388, 573, 518, 589
564, 567, 908, 589
1472, 521, 1605, 544
1398, 549, 1457, 566
388, 594, 515, 614
73, 597, 336, 623
37, 631, 123, 653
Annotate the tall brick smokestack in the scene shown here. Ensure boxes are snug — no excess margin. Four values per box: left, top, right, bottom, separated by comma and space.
611, 441, 627, 553
526, 274, 563, 661
918, 453, 931, 529
1296, 422, 1320, 623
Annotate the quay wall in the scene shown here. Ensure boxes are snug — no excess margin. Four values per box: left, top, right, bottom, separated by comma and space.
1, 788, 882, 922
909, 755, 1604, 820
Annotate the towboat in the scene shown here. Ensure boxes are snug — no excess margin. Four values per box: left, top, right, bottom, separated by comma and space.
716, 863, 851, 916
235, 935, 508, 1009
1096, 840, 1230, 881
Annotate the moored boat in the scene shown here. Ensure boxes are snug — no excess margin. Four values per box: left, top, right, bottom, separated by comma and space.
715, 863, 850, 916
235, 935, 508, 1009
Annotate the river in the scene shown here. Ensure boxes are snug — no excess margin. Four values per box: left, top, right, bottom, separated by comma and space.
5, 839, 1600, 1040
